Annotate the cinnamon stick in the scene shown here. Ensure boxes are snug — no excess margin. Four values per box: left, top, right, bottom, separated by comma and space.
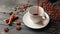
8, 14, 14, 25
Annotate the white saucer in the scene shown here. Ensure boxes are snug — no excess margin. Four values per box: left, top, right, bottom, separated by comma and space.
23, 12, 50, 29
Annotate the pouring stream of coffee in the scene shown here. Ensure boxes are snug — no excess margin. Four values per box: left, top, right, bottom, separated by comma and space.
37, 0, 40, 15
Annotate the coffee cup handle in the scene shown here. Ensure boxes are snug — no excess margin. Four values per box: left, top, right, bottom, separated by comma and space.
42, 16, 46, 20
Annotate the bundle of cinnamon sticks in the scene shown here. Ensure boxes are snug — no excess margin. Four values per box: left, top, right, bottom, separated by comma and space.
4, 13, 18, 26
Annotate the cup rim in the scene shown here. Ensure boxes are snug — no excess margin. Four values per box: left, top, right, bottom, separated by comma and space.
26, 6, 45, 16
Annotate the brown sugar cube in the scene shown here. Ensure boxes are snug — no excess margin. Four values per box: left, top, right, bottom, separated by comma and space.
4, 27, 9, 32
16, 26, 21, 30
16, 22, 21, 25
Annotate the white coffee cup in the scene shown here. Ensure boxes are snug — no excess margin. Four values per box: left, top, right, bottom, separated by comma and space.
26, 6, 45, 24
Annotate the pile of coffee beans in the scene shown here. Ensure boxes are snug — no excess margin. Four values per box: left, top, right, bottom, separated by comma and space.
40, 0, 60, 21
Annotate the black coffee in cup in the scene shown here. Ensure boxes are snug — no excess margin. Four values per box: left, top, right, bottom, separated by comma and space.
33, 13, 38, 15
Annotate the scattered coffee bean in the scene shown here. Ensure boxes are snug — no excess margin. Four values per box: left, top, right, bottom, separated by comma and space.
9, 12, 13, 15
16, 22, 21, 25
16, 26, 21, 30
4, 27, 9, 32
